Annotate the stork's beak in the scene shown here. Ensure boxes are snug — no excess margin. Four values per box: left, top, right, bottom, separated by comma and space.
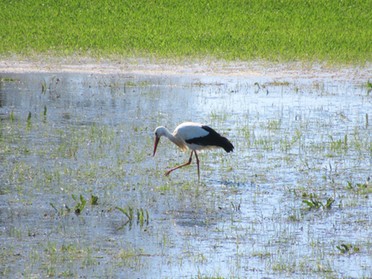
153, 136, 160, 156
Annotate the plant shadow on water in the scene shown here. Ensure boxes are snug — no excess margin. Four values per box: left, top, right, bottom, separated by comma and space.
0, 71, 371, 278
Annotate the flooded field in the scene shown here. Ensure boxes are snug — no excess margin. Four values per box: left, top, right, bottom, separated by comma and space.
0, 66, 371, 278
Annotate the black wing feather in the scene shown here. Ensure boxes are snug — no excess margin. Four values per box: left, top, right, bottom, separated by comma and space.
185, 125, 234, 152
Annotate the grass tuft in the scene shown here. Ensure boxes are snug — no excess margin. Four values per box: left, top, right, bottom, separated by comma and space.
302, 193, 335, 210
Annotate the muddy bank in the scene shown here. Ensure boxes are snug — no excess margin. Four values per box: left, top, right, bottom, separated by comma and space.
1, 56, 371, 82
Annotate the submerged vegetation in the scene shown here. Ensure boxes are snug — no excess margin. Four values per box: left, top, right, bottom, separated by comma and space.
0, 72, 371, 277
0, 0, 371, 63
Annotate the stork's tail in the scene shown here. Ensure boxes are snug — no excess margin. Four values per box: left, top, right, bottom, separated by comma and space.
220, 136, 234, 153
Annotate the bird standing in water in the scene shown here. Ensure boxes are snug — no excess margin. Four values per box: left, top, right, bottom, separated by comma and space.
153, 122, 234, 179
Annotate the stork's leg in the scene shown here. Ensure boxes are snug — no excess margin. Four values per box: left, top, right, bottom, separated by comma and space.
165, 151, 194, 176
194, 151, 200, 180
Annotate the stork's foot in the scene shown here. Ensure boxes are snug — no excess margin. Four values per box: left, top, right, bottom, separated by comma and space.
164, 170, 171, 176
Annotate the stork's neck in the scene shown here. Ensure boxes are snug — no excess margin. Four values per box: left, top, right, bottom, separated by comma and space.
156, 126, 174, 140
155, 126, 186, 150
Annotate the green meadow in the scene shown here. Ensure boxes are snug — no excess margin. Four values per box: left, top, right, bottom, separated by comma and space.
0, 0, 371, 63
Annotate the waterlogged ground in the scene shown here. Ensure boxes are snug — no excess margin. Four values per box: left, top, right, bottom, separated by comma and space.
0, 63, 371, 278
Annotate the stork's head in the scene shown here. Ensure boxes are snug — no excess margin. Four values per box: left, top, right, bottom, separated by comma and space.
153, 126, 166, 156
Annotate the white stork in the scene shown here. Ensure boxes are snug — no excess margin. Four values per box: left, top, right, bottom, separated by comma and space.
153, 122, 234, 179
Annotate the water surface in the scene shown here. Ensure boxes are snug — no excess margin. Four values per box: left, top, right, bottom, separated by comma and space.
0, 70, 371, 278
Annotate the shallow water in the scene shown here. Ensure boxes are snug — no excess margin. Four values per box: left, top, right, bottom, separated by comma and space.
0, 70, 371, 278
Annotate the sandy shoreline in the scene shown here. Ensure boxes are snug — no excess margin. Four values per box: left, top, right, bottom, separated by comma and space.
0, 57, 371, 82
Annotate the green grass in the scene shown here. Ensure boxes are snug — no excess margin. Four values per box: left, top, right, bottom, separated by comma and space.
0, 0, 371, 63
